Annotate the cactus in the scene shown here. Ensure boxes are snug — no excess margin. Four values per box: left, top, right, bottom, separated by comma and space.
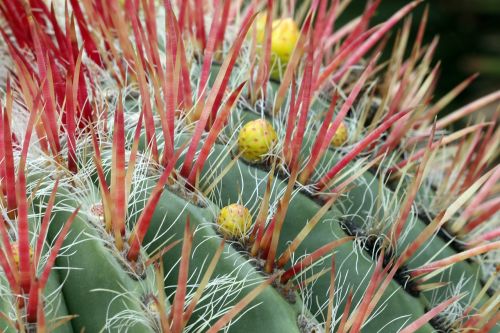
0, 0, 499, 333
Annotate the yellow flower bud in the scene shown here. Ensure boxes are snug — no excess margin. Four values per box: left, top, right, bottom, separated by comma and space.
238, 119, 277, 163
271, 18, 300, 64
217, 204, 252, 239
330, 122, 349, 147
253, 14, 300, 80
270, 18, 300, 79
11, 242, 34, 268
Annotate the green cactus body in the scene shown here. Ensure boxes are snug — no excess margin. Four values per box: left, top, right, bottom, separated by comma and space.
0, 287, 15, 332
42, 270, 74, 333
1, 1, 499, 332
335, 171, 492, 308
0, 263, 72, 333
190, 141, 433, 332
0, 272, 68, 333
0, 206, 73, 333
123, 129, 321, 332
44, 190, 156, 333
129, 104, 479, 332
229, 102, 492, 315
135, 183, 316, 333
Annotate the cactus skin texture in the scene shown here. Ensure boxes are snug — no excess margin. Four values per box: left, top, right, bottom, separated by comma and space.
0, 1, 499, 333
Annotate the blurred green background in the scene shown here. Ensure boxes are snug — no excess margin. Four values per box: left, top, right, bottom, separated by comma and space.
316, 0, 500, 118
